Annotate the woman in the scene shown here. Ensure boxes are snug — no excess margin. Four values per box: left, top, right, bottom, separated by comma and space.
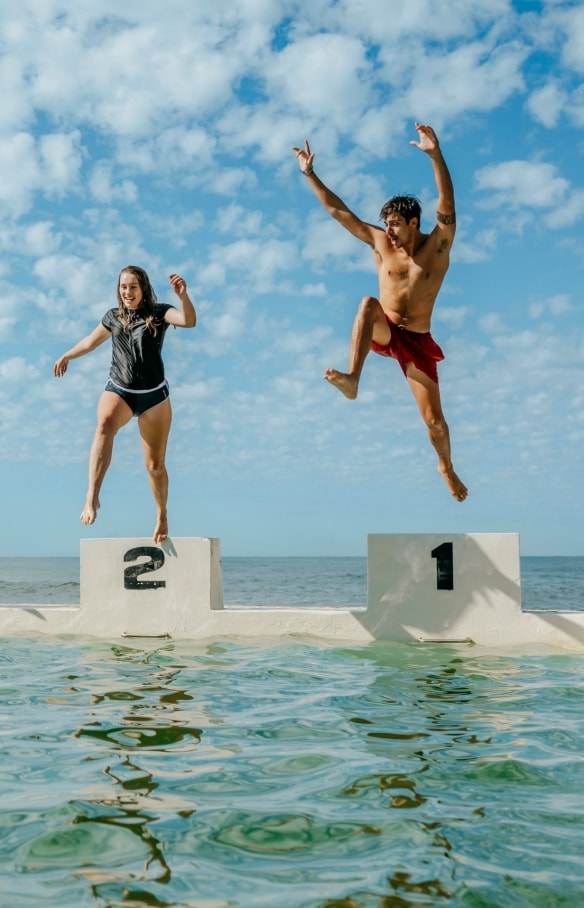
54, 267, 196, 543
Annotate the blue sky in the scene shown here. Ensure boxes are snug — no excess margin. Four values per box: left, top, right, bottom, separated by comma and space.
1, 0, 583, 557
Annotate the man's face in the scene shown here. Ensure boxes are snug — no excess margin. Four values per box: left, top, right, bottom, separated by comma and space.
384, 211, 416, 247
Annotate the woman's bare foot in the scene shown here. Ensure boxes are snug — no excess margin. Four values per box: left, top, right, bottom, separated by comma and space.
324, 368, 358, 399
80, 498, 100, 525
153, 512, 168, 543
438, 465, 468, 502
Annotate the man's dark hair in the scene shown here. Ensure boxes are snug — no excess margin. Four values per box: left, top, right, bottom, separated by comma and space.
379, 195, 422, 227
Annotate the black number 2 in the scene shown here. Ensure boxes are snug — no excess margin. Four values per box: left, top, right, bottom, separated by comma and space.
431, 542, 454, 590
124, 546, 166, 590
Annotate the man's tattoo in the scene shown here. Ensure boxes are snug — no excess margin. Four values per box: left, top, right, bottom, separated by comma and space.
437, 210, 456, 225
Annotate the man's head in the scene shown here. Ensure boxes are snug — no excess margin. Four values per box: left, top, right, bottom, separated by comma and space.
379, 195, 422, 248
379, 195, 422, 228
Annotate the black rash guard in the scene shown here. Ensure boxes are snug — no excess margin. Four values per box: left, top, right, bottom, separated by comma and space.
101, 304, 175, 390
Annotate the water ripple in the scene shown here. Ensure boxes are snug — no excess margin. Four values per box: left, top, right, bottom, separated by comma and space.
2, 639, 584, 906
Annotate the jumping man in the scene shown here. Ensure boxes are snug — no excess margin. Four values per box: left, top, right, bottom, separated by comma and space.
293, 123, 467, 502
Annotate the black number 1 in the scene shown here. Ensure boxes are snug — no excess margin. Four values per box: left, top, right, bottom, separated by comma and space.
124, 546, 166, 589
431, 542, 453, 590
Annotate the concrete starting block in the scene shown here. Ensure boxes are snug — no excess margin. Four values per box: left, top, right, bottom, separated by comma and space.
1, 534, 584, 649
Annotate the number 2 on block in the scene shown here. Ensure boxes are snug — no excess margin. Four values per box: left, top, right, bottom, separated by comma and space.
124, 546, 167, 590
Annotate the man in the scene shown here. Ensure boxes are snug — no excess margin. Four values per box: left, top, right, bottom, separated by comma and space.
292, 123, 467, 502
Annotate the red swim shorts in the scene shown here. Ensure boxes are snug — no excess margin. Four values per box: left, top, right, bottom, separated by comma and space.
371, 316, 444, 384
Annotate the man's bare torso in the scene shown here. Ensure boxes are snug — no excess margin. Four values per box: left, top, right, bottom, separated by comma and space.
372, 226, 451, 332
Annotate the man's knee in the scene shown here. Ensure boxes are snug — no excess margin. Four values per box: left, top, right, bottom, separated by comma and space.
358, 295, 381, 316
424, 410, 447, 434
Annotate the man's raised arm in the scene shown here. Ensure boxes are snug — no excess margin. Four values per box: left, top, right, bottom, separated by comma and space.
410, 123, 456, 230
292, 140, 378, 246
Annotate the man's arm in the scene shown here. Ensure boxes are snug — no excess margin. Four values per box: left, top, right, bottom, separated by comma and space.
292, 140, 379, 247
410, 123, 456, 234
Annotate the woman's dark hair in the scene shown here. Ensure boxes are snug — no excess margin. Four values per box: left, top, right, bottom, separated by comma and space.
379, 195, 422, 227
116, 265, 159, 334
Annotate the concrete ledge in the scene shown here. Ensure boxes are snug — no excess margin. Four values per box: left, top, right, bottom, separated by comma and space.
1, 534, 584, 649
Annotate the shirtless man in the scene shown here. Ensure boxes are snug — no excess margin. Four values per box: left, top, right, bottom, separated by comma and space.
293, 123, 467, 502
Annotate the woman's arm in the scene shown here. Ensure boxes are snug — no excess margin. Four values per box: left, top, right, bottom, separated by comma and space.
164, 273, 196, 328
53, 323, 111, 377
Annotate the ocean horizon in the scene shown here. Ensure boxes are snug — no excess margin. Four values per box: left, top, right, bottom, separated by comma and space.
1, 553, 584, 611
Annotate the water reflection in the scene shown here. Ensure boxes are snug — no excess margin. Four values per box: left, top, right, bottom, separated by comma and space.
68, 644, 216, 903
6, 639, 584, 907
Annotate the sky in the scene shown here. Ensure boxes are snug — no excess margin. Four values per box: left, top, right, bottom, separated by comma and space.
0, 0, 583, 557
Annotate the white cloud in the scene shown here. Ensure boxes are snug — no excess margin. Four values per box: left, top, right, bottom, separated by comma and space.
300, 282, 327, 297
401, 40, 527, 122
0, 316, 17, 341
331, 0, 514, 44
39, 131, 83, 195
265, 33, 374, 127
434, 307, 468, 330
0, 130, 83, 216
475, 159, 570, 211
89, 161, 138, 204
214, 203, 265, 238
479, 313, 507, 335
529, 293, 572, 319
22, 221, 63, 257
0, 356, 40, 383
198, 237, 297, 292
527, 80, 568, 128
300, 211, 371, 272
453, 228, 498, 264
557, 4, 584, 74
0, 133, 39, 215
545, 189, 584, 228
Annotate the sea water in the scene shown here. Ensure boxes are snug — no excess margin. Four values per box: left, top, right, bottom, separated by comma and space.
0, 557, 584, 906
1, 555, 584, 610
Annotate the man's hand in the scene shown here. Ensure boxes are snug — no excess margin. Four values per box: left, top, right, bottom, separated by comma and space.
292, 139, 315, 174
410, 123, 440, 155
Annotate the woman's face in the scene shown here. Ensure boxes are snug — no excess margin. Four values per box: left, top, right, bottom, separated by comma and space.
119, 271, 143, 309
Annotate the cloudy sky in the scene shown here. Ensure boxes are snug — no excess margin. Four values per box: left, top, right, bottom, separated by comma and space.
1, 0, 583, 557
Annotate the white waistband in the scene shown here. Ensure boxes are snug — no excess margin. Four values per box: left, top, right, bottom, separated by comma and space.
108, 378, 168, 394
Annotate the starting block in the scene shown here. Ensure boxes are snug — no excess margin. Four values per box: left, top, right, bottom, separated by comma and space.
1, 534, 584, 649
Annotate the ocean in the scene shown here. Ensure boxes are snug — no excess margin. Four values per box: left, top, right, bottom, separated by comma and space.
2, 554, 584, 610
0, 556, 583, 906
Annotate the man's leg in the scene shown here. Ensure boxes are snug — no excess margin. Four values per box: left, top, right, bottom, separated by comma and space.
138, 398, 172, 543
406, 365, 468, 502
82, 391, 133, 525
324, 295, 390, 399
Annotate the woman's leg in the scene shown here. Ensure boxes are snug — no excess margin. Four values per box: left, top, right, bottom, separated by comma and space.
82, 391, 133, 525
138, 398, 172, 542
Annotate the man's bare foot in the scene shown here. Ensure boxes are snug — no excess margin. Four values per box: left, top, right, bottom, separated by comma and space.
439, 466, 468, 502
80, 498, 100, 526
324, 368, 358, 400
153, 513, 168, 544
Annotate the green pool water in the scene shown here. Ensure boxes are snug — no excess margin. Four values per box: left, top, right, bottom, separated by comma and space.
1, 638, 583, 907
